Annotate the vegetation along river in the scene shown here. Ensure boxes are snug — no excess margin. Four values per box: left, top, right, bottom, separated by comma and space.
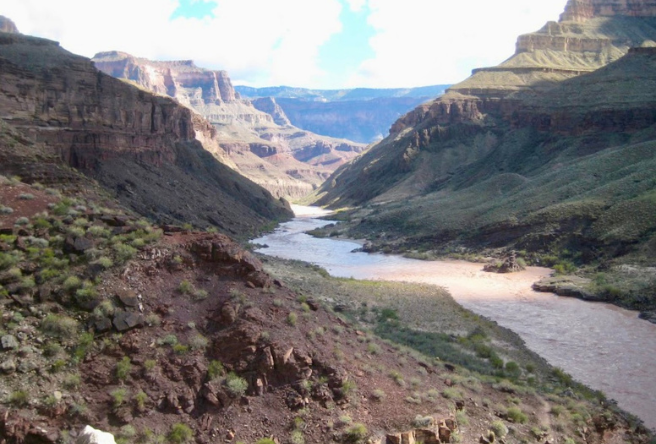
251, 205, 656, 430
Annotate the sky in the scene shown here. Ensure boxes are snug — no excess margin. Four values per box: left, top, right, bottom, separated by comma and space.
2, 0, 568, 89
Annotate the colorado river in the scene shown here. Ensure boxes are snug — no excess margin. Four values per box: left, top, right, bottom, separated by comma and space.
251, 206, 656, 430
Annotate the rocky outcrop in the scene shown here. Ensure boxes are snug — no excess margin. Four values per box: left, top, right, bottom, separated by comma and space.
561, 0, 656, 22
251, 97, 291, 126
0, 16, 18, 34
238, 86, 449, 144
0, 32, 291, 234
92, 52, 366, 199
312, 0, 656, 283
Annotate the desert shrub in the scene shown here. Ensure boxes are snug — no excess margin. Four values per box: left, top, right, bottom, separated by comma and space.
344, 423, 368, 443
19, 276, 36, 290
113, 243, 137, 264
442, 387, 463, 400
189, 334, 208, 350
75, 283, 98, 306
255, 439, 276, 444
208, 360, 224, 380
490, 420, 508, 438
63, 276, 82, 292
455, 410, 469, 426
110, 388, 128, 408
145, 313, 161, 327
134, 390, 148, 409
178, 280, 194, 294
505, 361, 521, 377
43, 343, 63, 357
507, 406, 528, 423
94, 256, 114, 269
194, 289, 208, 300
64, 373, 81, 389
225, 372, 248, 397
115, 356, 132, 381
118, 425, 137, 439
143, 360, 157, 372
0, 205, 13, 215
41, 314, 78, 338
549, 404, 565, 417
9, 390, 28, 406
18, 193, 35, 200
290, 430, 304, 444
158, 334, 178, 346
341, 380, 357, 397
14, 217, 29, 226
367, 343, 381, 354
287, 312, 298, 326
167, 423, 193, 444
173, 344, 189, 355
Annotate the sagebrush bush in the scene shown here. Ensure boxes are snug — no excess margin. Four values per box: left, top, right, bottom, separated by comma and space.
167, 423, 193, 444
490, 420, 508, 438
225, 372, 248, 397
41, 314, 78, 338
115, 356, 132, 381
507, 406, 528, 423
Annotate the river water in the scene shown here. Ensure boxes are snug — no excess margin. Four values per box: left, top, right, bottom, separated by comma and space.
251, 206, 656, 430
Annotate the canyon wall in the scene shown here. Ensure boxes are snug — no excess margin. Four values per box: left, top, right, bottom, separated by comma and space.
0, 32, 291, 234
93, 52, 365, 199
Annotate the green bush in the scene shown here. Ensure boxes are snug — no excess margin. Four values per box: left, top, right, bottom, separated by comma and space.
134, 390, 148, 410
490, 420, 508, 438
110, 388, 128, 408
344, 423, 368, 443
189, 334, 208, 350
208, 360, 224, 380
172, 344, 189, 355
115, 356, 132, 381
287, 312, 298, 326
178, 280, 194, 294
167, 423, 193, 444
113, 243, 137, 264
9, 390, 28, 406
158, 334, 178, 346
225, 372, 248, 397
41, 314, 78, 338
507, 406, 528, 424
63, 276, 82, 292
255, 439, 276, 444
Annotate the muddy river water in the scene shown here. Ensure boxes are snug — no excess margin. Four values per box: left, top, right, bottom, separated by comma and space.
251, 206, 656, 430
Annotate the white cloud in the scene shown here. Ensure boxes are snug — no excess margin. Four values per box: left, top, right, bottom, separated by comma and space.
346, 0, 568, 87
345, 0, 367, 13
2, 0, 569, 88
2, 0, 343, 88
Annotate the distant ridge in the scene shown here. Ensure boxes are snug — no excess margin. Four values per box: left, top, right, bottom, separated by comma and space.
236, 85, 450, 143
235, 84, 450, 101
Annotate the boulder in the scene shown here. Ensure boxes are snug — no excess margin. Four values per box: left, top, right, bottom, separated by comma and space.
112, 310, 144, 332
64, 236, 94, 255
116, 289, 138, 307
76, 425, 116, 444
1, 334, 19, 350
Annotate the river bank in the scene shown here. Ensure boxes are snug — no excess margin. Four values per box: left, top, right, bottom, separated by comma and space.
251, 206, 656, 430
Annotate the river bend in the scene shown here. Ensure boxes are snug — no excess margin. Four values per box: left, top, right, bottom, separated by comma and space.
251, 206, 656, 430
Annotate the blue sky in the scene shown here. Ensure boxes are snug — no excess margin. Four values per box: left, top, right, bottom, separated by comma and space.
2, 0, 567, 89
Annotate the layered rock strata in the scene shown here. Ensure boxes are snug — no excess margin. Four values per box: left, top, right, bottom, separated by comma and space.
92, 52, 365, 199
0, 31, 291, 235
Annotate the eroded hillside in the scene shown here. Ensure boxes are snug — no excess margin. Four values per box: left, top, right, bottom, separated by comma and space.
312, 0, 656, 315
0, 29, 291, 237
0, 175, 651, 444
92, 52, 366, 200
